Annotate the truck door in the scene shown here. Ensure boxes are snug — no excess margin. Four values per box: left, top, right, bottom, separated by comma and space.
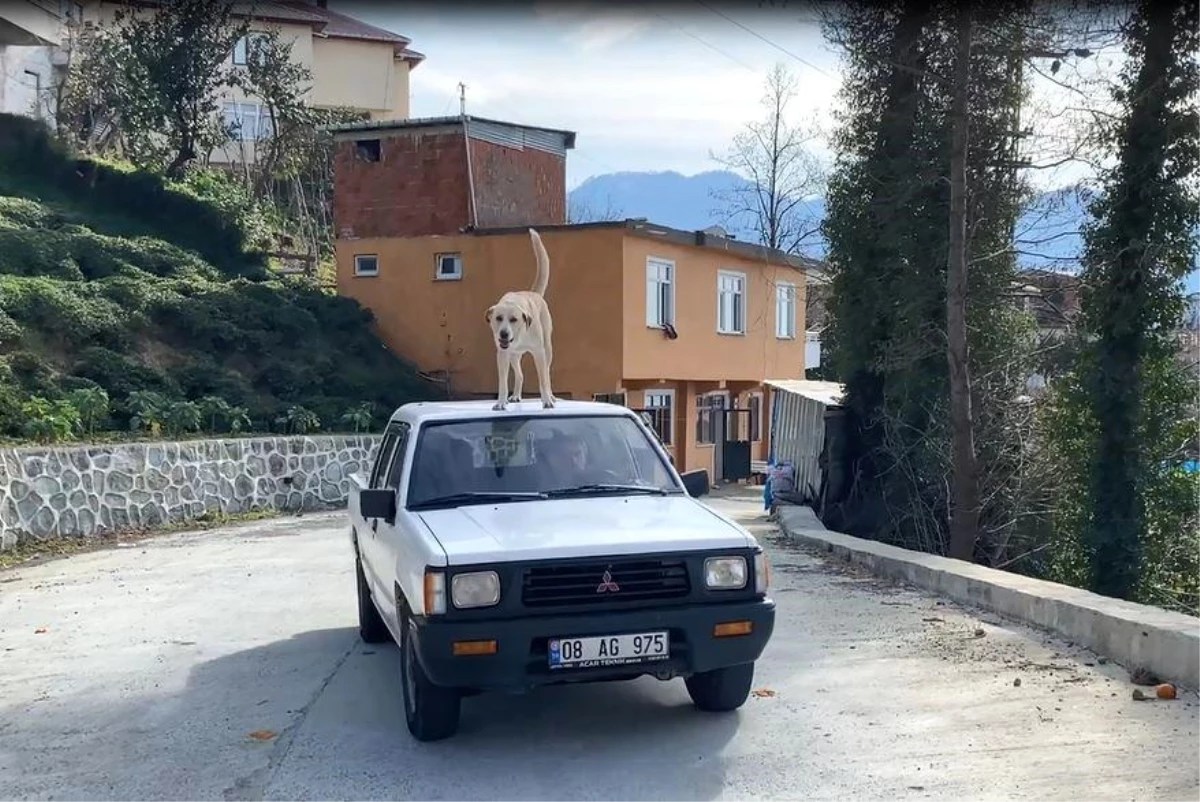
369, 422, 411, 615
362, 423, 403, 599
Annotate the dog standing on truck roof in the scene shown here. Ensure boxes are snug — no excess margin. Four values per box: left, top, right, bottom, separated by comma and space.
485, 228, 556, 410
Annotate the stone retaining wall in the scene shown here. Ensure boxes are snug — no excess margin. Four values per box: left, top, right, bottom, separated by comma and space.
0, 435, 380, 549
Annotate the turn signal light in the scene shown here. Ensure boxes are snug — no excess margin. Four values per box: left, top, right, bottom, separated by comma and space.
713, 620, 753, 638
452, 639, 498, 656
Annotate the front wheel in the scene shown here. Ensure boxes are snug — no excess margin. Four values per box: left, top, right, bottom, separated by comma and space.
685, 662, 755, 712
400, 612, 461, 741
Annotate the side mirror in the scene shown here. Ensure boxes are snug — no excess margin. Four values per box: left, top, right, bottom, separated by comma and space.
360, 488, 397, 521
680, 469, 710, 498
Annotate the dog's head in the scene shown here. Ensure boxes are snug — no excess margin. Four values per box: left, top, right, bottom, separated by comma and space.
485, 302, 531, 350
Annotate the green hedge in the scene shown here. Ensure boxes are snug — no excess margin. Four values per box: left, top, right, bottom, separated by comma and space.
0, 115, 436, 440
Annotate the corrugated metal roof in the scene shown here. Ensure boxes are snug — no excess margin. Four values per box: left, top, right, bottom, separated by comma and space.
763, 379, 845, 406
326, 115, 578, 150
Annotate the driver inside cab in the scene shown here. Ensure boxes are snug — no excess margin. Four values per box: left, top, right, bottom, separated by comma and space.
540, 432, 599, 487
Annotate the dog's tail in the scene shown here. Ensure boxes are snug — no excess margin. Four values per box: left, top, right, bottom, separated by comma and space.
529, 228, 549, 296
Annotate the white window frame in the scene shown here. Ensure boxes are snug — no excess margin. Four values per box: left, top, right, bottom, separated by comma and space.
643, 389, 675, 446
232, 32, 270, 66
775, 281, 797, 339
696, 390, 729, 445
353, 254, 379, 277
435, 252, 463, 281
717, 270, 747, 335
747, 392, 764, 442
222, 101, 273, 142
645, 257, 675, 329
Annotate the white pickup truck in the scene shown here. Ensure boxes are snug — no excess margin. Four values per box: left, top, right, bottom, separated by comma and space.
348, 399, 776, 741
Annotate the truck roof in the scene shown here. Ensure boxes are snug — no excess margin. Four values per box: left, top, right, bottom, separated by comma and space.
389, 399, 636, 426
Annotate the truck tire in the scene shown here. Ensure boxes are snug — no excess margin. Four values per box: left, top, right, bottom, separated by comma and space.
355, 555, 391, 644
400, 612, 461, 741
685, 662, 755, 712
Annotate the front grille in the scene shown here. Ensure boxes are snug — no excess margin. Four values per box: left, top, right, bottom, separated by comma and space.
521, 557, 691, 607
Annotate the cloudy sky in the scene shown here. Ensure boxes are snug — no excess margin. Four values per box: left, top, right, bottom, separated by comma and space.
334, 1, 1111, 192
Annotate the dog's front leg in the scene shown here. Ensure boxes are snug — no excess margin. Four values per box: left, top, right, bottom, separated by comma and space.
494, 349, 511, 411
532, 348, 555, 409
509, 356, 524, 403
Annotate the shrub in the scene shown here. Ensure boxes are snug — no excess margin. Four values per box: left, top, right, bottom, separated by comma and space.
339, 402, 374, 433
127, 390, 169, 437
21, 396, 79, 443
74, 346, 179, 404
277, 405, 320, 434
164, 400, 202, 436
68, 386, 110, 436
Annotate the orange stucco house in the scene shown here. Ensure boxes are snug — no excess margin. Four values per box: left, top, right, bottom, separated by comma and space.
330, 115, 810, 479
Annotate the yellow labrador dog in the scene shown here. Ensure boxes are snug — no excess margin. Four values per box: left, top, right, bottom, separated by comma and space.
486, 228, 555, 410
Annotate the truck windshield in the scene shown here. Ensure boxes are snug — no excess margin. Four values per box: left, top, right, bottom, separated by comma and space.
406, 415, 682, 510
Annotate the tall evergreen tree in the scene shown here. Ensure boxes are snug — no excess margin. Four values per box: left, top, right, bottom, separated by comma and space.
1078, 0, 1199, 600
820, 0, 1031, 558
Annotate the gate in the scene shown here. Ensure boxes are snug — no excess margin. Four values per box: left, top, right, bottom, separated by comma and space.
721, 408, 752, 482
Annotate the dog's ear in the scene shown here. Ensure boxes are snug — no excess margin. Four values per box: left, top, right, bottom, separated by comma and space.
485, 305, 495, 322
522, 312, 532, 327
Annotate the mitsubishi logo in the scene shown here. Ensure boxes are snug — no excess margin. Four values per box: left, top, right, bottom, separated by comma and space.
596, 568, 620, 593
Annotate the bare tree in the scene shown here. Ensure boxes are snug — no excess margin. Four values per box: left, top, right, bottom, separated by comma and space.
711, 63, 825, 253
946, 5, 983, 561
567, 194, 625, 223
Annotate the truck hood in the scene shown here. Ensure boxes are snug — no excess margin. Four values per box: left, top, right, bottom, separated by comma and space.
416, 495, 754, 565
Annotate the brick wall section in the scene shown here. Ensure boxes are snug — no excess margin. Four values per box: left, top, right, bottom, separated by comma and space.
333, 131, 471, 239
469, 138, 567, 228
333, 129, 568, 239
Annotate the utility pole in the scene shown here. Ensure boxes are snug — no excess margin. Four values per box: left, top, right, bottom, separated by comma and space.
458, 82, 467, 117
946, 3, 981, 561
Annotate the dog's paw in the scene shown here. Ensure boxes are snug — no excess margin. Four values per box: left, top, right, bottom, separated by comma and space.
541, 397, 556, 409
492, 401, 507, 411
508, 394, 521, 403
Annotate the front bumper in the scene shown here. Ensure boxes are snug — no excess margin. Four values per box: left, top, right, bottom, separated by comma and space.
411, 598, 776, 691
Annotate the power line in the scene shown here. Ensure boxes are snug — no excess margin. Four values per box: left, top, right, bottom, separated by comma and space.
650, 8, 759, 74
692, 0, 832, 79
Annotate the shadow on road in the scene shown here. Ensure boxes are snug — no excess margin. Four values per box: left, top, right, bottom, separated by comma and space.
252, 629, 743, 800
55, 627, 743, 800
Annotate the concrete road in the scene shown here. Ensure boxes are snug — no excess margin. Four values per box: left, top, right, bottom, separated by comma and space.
1, 487, 1196, 801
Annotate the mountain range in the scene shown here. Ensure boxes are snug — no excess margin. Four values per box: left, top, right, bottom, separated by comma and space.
568, 170, 1199, 292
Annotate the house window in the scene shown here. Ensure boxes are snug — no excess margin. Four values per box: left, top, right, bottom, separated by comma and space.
232, 32, 270, 66
353, 254, 379, 277
643, 389, 674, 446
776, 282, 797, 339
355, 139, 381, 162
717, 271, 746, 334
435, 253, 463, 280
696, 392, 727, 445
748, 393, 763, 442
593, 393, 627, 406
222, 102, 273, 141
646, 257, 675, 328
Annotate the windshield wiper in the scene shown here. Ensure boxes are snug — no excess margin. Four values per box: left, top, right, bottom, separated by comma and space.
409, 491, 547, 510
546, 483, 672, 498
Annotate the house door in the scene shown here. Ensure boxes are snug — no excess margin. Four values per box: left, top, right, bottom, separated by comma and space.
721, 408, 752, 482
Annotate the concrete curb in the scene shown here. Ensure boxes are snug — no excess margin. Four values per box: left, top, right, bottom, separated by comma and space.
774, 505, 1200, 691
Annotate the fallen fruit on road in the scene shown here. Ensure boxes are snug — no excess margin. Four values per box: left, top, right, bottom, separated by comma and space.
1155, 683, 1177, 700
752, 688, 777, 698
248, 730, 278, 741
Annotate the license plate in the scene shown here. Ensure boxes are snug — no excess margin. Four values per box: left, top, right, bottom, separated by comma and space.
548, 631, 669, 669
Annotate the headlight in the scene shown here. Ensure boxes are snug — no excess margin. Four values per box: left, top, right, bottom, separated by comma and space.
754, 550, 770, 595
704, 556, 747, 589
451, 570, 501, 608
